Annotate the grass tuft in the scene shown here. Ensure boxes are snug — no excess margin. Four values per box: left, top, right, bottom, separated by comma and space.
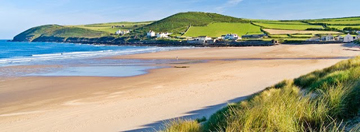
162, 119, 201, 132
162, 56, 360, 132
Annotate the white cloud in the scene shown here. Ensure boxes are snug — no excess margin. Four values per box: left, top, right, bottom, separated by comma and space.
216, 0, 244, 13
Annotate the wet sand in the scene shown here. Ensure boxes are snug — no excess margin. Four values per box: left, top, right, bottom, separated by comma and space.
0, 43, 359, 132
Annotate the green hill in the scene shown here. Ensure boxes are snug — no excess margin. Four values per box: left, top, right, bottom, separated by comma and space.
13, 22, 152, 42
13, 24, 109, 41
12, 12, 360, 42
137, 12, 250, 35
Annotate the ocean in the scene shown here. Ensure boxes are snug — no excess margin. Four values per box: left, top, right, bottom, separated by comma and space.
0, 40, 193, 77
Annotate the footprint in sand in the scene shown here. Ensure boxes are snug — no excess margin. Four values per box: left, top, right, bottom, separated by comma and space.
63, 99, 94, 106
106, 91, 125, 99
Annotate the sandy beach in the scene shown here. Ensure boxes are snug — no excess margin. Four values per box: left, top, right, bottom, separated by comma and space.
0, 43, 359, 132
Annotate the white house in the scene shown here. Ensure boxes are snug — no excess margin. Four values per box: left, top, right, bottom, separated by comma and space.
115, 30, 130, 35
147, 30, 156, 37
156, 32, 172, 38
187, 36, 214, 44
335, 35, 344, 41
321, 34, 334, 41
344, 33, 354, 43
224, 34, 240, 40
306, 37, 320, 42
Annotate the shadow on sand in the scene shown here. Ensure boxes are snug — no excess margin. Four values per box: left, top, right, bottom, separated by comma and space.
124, 43, 359, 132
123, 95, 252, 132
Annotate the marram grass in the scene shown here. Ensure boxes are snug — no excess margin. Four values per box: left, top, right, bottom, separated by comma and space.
161, 119, 201, 132
163, 57, 360, 132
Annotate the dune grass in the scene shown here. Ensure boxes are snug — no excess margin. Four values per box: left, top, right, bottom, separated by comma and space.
161, 119, 201, 132
163, 57, 360, 132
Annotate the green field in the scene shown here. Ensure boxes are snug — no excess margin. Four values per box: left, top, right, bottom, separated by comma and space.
254, 22, 324, 30
268, 34, 289, 38
68, 21, 152, 34
329, 26, 360, 30
252, 21, 307, 25
317, 20, 360, 25
289, 34, 314, 38
306, 17, 360, 30
308, 18, 360, 25
184, 23, 262, 37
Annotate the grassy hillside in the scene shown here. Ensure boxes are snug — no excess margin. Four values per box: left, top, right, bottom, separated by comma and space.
253, 21, 324, 30
184, 23, 262, 37
329, 26, 360, 30
137, 12, 250, 35
163, 57, 360, 132
13, 24, 109, 41
307, 16, 360, 25
305, 16, 360, 30
12, 12, 360, 42
68, 21, 153, 34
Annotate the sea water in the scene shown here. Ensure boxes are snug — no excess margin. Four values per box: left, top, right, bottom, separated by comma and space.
0, 40, 192, 77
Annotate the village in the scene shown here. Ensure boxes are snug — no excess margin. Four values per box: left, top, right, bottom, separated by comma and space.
306, 33, 360, 43
112, 28, 360, 45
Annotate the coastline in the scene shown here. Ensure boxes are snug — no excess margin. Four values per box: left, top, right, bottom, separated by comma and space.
0, 43, 359, 132
10, 39, 276, 47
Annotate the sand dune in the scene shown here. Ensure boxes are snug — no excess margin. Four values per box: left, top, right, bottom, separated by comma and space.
0, 43, 359, 132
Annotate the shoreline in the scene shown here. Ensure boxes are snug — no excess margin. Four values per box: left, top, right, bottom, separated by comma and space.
0, 43, 359, 132
10, 39, 276, 47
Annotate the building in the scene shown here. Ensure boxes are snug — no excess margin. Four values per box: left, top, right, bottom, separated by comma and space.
187, 36, 215, 44
321, 34, 334, 41
306, 37, 321, 42
241, 34, 266, 39
147, 30, 156, 37
335, 35, 344, 41
344, 33, 354, 43
224, 34, 240, 40
115, 30, 130, 35
156, 32, 171, 38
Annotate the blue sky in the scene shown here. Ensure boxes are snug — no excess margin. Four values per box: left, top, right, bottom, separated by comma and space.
0, 0, 359, 39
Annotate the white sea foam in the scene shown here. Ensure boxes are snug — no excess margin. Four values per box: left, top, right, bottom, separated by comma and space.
0, 46, 194, 66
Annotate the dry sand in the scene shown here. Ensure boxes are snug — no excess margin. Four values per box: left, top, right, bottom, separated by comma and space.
0, 44, 359, 132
